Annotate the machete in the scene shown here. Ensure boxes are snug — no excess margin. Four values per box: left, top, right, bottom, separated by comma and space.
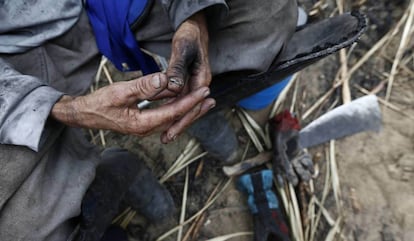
223, 95, 382, 176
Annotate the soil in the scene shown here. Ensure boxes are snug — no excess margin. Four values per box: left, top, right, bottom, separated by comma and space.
295, 1, 414, 240
100, 0, 414, 240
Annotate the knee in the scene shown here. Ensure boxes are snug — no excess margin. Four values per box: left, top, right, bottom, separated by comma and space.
240, 0, 298, 69
248, 0, 298, 37
209, 0, 298, 74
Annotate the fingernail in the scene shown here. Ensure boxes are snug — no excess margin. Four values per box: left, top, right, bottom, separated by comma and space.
203, 89, 210, 97
168, 133, 177, 142
152, 74, 161, 89
169, 78, 184, 87
209, 102, 216, 109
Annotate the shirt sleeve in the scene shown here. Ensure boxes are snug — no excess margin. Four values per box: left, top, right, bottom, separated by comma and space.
0, 58, 64, 152
160, 0, 229, 29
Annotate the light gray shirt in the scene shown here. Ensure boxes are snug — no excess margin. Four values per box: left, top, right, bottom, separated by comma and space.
0, 0, 82, 53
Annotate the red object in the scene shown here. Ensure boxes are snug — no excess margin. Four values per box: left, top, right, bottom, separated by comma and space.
273, 110, 300, 131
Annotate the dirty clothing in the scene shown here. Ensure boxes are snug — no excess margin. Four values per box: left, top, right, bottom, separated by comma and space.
0, 0, 297, 240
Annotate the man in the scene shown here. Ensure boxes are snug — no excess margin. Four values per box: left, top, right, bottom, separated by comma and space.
0, 0, 297, 240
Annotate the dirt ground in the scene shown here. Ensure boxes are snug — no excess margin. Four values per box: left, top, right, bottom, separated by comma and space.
101, 0, 414, 240
296, 1, 414, 240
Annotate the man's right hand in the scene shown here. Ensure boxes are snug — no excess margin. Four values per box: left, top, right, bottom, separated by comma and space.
50, 73, 215, 139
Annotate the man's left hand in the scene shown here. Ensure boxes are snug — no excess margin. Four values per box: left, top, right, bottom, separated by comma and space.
161, 11, 214, 143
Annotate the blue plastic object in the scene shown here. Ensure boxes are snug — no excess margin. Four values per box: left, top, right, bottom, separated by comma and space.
238, 76, 292, 110
85, 0, 160, 74
237, 170, 279, 214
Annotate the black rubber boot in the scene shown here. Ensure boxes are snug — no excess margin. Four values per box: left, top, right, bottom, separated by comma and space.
77, 148, 139, 241
77, 148, 175, 241
100, 226, 128, 241
123, 161, 175, 223
187, 111, 239, 164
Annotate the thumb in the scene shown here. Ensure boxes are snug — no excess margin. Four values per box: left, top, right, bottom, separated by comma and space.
167, 41, 197, 93
128, 73, 169, 100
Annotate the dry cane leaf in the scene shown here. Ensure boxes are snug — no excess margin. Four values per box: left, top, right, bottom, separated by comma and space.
204, 232, 253, 241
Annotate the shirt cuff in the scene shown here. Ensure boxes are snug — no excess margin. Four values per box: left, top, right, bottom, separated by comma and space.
169, 1, 228, 30
0, 86, 63, 152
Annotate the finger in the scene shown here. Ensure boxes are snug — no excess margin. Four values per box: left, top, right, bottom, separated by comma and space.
300, 152, 315, 174
127, 73, 168, 100
149, 83, 190, 101
137, 87, 210, 136
272, 157, 288, 186
285, 163, 299, 186
279, 153, 298, 185
189, 63, 212, 90
167, 39, 197, 93
161, 98, 216, 143
292, 157, 311, 182
149, 89, 177, 101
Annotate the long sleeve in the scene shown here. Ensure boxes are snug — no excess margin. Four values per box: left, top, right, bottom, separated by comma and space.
0, 58, 63, 152
160, 0, 229, 29
0, 0, 82, 54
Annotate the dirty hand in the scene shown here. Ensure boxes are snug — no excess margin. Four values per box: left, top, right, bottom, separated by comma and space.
160, 11, 214, 143
50, 73, 213, 140
273, 134, 315, 186
271, 111, 315, 186
273, 130, 314, 186
290, 149, 314, 184
167, 11, 211, 93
